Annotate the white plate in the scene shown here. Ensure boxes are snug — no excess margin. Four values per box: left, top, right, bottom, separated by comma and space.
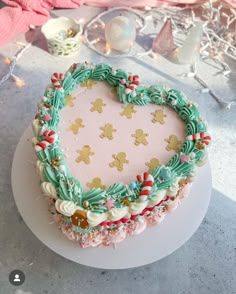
11, 126, 212, 269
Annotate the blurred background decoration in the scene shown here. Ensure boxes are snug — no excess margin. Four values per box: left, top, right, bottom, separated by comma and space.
0, 1, 236, 109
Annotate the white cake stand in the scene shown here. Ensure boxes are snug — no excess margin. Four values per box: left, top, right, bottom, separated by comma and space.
11, 126, 212, 269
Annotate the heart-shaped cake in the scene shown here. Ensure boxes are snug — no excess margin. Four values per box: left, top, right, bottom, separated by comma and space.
32, 62, 211, 248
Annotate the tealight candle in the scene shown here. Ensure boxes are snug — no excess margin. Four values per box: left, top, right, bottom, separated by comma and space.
105, 15, 136, 52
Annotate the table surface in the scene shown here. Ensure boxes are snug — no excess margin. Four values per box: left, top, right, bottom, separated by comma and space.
0, 4, 235, 294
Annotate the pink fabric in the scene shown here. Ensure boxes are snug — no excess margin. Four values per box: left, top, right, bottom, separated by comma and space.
223, 0, 236, 7
0, 0, 235, 47
0, 0, 84, 46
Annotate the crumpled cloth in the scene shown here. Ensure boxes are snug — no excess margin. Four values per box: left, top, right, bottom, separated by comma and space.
0, 0, 235, 47
0, 0, 83, 46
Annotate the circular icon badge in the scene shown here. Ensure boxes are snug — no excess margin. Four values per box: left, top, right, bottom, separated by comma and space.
9, 270, 25, 286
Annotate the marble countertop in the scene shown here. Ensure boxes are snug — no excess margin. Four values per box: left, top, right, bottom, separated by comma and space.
0, 5, 235, 294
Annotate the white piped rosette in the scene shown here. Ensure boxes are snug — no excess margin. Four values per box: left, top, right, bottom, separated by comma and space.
166, 178, 181, 197
32, 119, 41, 137
41, 182, 57, 199
55, 199, 78, 217
108, 207, 129, 222
87, 211, 108, 227
147, 190, 166, 207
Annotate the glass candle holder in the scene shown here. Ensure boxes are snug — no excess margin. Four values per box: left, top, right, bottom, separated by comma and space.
42, 17, 82, 57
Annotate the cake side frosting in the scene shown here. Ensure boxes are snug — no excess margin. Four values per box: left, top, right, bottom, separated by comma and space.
32, 62, 211, 248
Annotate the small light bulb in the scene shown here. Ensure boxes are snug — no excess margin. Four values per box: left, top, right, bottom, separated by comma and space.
29, 24, 36, 30
153, 54, 158, 61
128, 41, 134, 48
97, 19, 105, 29
149, 51, 158, 60
15, 78, 25, 88
80, 35, 85, 43
145, 15, 153, 21
4, 57, 11, 65
105, 43, 111, 54
172, 48, 179, 58
77, 18, 85, 24
15, 41, 26, 48
90, 38, 100, 45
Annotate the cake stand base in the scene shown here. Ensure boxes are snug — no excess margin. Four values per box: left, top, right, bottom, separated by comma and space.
11, 126, 212, 269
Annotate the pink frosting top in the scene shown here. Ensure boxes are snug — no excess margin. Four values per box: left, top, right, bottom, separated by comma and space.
58, 81, 185, 190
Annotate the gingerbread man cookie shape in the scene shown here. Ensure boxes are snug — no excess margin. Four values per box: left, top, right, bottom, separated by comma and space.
87, 177, 106, 190
90, 98, 106, 113
100, 124, 117, 140
76, 145, 95, 164
65, 95, 75, 107
145, 158, 160, 172
71, 210, 89, 229
80, 79, 97, 89
120, 105, 137, 119
165, 135, 181, 152
109, 152, 129, 172
132, 129, 149, 146
151, 109, 167, 124
67, 118, 85, 135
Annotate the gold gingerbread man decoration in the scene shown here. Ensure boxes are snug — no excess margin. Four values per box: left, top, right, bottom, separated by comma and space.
67, 118, 85, 135
65, 95, 75, 107
120, 105, 137, 119
90, 98, 106, 113
109, 152, 129, 172
76, 145, 95, 164
87, 177, 106, 190
132, 129, 149, 146
165, 135, 181, 152
80, 79, 97, 89
100, 123, 117, 140
151, 109, 167, 124
145, 158, 160, 172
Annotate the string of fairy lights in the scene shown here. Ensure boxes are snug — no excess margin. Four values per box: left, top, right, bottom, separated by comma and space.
0, 1, 236, 109
1, 42, 32, 88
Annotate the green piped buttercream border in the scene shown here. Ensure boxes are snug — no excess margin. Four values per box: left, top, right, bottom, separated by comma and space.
33, 62, 210, 214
